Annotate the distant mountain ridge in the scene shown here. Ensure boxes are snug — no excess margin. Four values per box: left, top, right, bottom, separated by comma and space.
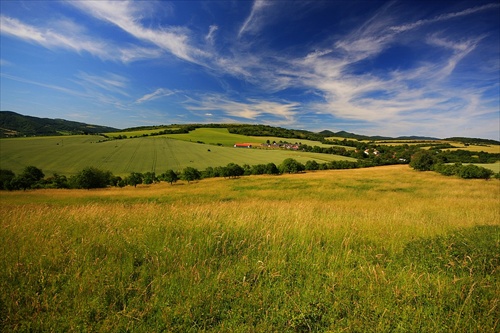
0, 111, 118, 137
318, 130, 440, 141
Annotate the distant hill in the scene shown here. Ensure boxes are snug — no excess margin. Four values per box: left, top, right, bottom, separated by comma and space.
0, 111, 118, 137
318, 130, 439, 141
444, 137, 500, 145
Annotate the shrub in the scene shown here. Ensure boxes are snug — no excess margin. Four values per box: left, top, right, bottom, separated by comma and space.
458, 165, 494, 179
433, 163, 459, 176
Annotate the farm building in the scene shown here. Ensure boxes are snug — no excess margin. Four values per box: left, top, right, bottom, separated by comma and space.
234, 143, 253, 148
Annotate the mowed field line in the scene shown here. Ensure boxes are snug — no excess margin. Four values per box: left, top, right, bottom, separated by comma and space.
0, 135, 357, 176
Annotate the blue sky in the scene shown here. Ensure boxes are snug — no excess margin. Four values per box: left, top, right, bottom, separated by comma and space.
1, 1, 499, 139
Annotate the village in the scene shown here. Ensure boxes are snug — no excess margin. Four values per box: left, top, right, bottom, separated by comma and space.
234, 141, 300, 150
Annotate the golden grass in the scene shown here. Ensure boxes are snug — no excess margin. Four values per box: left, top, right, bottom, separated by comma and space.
3, 165, 498, 245
1, 165, 499, 331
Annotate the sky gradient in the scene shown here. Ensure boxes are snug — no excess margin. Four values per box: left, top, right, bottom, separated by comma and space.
1, 0, 499, 139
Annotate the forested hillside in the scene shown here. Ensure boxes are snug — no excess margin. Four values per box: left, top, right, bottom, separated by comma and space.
0, 111, 118, 137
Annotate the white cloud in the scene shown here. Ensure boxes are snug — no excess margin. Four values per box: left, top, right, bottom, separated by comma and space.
184, 94, 299, 124
75, 72, 130, 97
389, 3, 500, 33
136, 88, 175, 104
0, 58, 13, 67
238, 0, 273, 38
0, 15, 161, 63
0, 15, 108, 58
69, 1, 208, 64
205, 25, 218, 44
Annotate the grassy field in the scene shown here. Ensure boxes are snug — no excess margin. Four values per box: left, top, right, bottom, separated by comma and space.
1, 165, 499, 332
469, 162, 500, 173
445, 143, 500, 154
372, 139, 500, 154
0, 134, 355, 176
168, 128, 348, 149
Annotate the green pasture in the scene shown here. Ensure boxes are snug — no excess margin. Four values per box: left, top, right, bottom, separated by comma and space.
107, 127, 180, 138
0, 135, 355, 176
168, 128, 351, 149
445, 143, 500, 154
468, 162, 500, 173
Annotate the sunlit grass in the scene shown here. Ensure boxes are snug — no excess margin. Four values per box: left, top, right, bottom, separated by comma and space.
1, 165, 499, 331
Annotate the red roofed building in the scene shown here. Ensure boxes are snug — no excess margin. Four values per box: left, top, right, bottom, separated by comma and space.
234, 143, 253, 148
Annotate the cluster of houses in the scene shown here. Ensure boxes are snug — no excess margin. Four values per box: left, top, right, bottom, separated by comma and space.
233, 142, 300, 150
261, 142, 300, 150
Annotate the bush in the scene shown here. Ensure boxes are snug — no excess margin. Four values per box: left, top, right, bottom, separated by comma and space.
433, 163, 459, 176
458, 165, 494, 179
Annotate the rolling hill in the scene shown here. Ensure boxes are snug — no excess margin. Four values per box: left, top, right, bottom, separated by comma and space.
0, 111, 118, 137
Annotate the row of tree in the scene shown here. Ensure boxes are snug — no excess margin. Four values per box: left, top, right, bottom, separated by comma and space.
409, 150, 498, 179
0, 158, 365, 191
2, 149, 498, 191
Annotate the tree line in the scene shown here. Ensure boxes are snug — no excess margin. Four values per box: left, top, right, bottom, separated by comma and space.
409, 150, 499, 179
0, 158, 366, 191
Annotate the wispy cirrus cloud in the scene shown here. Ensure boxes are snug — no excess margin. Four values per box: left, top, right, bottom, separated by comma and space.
238, 0, 273, 38
255, 2, 496, 138
69, 1, 207, 64
0, 15, 107, 58
75, 72, 130, 97
389, 3, 500, 33
0, 15, 161, 63
136, 88, 175, 104
205, 25, 219, 45
0, 72, 87, 97
183, 94, 299, 125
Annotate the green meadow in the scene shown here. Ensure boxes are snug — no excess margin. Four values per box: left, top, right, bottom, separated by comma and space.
1, 165, 499, 332
0, 133, 355, 176
166, 128, 348, 149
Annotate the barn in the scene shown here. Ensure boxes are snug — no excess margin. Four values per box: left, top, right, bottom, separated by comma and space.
234, 143, 253, 148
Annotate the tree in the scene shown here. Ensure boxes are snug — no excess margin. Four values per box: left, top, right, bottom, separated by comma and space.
279, 158, 305, 174
203, 167, 215, 178
143, 172, 157, 184
22, 166, 45, 184
127, 172, 143, 187
305, 160, 319, 171
161, 169, 179, 185
0, 169, 15, 190
182, 167, 201, 183
410, 150, 435, 171
8, 166, 45, 190
251, 164, 267, 175
73, 167, 112, 189
265, 163, 279, 175
226, 163, 244, 178
48, 173, 69, 189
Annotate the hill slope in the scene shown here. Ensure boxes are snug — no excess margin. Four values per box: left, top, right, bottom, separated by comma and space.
0, 111, 118, 137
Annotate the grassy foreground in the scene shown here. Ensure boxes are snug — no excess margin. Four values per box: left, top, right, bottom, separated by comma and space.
1, 165, 499, 332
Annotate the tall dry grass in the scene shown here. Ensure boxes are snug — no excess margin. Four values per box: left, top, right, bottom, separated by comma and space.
1, 165, 499, 331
